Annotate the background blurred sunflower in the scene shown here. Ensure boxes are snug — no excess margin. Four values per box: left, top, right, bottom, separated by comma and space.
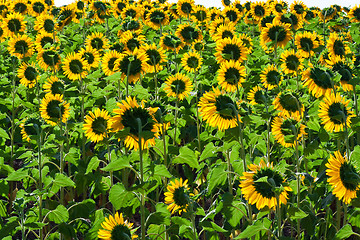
20, 117, 41, 142
98, 212, 138, 240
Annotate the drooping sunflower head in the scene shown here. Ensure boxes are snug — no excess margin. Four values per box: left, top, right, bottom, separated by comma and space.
260, 19, 292, 50
119, 31, 146, 52
272, 116, 306, 148
78, 47, 100, 69
18, 62, 39, 89
164, 73, 193, 101
98, 212, 138, 240
260, 64, 283, 90
57, 5, 75, 29
118, 18, 143, 35
250, 1, 268, 22
223, 5, 241, 23
165, 178, 193, 215
302, 66, 334, 98
247, 86, 267, 105
177, 0, 195, 17
83, 108, 110, 143
198, 88, 241, 131
326, 151, 360, 204
273, 91, 304, 118
318, 92, 354, 133
110, 96, 160, 150
39, 94, 70, 126
146, 7, 169, 29
29, 0, 48, 17
294, 31, 319, 58
280, 49, 304, 75
11, 0, 28, 15
181, 51, 202, 73
160, 33, 184, 52
85, 32, 109, 52
175, 23, 203, 45
327, 32, 351, 60
3, 12, 26, 37
240, 159, 292, 210
212, 22, 236, 42
37, 47, 61, 71
62, 52, 89, 81
34, 14, 56, 34
143, 43, 167, 73
217, 60, 246, 93
8, 34, 34, 59
20, 117, 42, 142
215, 37, 248, 64
43, 76, 65, 95
327, 56, 353, 92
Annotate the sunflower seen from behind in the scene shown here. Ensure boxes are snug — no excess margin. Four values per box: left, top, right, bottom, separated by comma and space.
29, 0, 48, 17
176, 23, 203, 45
326, 151, 360, 205
217, 60, 246, 93
326, 55, 354, 92
260, 64, 283, 90
20, 117, 42, 142
8, 34, 34, 59
83, 108, 110, 143
98, 212, 138, 240
273, 91, 304, 118
110, 96, 160, 150
272, 115, 306, 148
240, 159, 292, 210
145, 7, 169, 30
43, 76, 65, 96
215, 37, 248, 64
294, 31, 319, 58
348, 4, 360, 23
223, 5, 242, 23
165, 178, 193, 215
40, 94, 70, 126
181, 51, 202, 73
160, 33, 184, 52
119, 31, 146, 53
10, 0, 28, 15
199, 88, 241, 131
247, 86, 267, 105
37, 47, 61, 71
3, 12, 26, 37
260, 19, 292, 50
34, 31, 57, 52
177, 0, 195, 17
143, 43, 167, 73
280, 49, 304, 76
85, 32, 109, 53
327, 32, 351, 61
101, 50, 122, 76
17, 62, 39, 89
164, 73, 193, 101
318, 92, 354, 133
302, 65, 334, 98
34, 14, 57, 34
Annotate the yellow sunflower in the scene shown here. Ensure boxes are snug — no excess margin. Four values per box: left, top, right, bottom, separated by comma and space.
10, 0, 29, 15
119, 31, 145, 52
78, 47, 100, 69
275, 11, 304, 30
117, 18, 143, 36
249, 1, 268, 22
98, 212, 138, 240
272, 116, 306, 148
223, 5, 242, 23
165, 178, 193, 215
17, 62, 39, 88
34, 14, 57, 34
85, 32, 109, 52
102, 50, 122, 76
114, 48, 149, 84
348, 4, 360, 23
43, 76, 64, 95
326, 151, 360, 204
177, 0, 195, 18
83, 108, 110, 143
270, 0, 287, 15
327, 32, 351, 61
111, 0, 127, 18
326, 55, 353, 92
39, 94, 70, 126
260, 64, 283, 90
294, 31, 319, 58
29, 0, 48, 17
181, 51, 202, 73
212, 22, 236, 42
198, 87, 242, 131
164, 73, 193, 101
175, 23, 203, 45
37, 47, 61, 71
273, 91, 304, 118
260, 19, 292, 50
215, 37, 248, 64
160, 33, 184, 52
3, 12, 26, 37
222, 0, 231, 7
217, 60, 246, 93
302, 66, 334, 98
191, 5, 208, 23
110, 96, 160, 151
240, 159, 292, 210
121, 4, 141, 19
280, 49, 304, 76
318, 92, 354, 133
290, 0, 307, 17
209, 18, 231, 36
62, 52, 89, 81
247, 86, 266, 105
20, 117, 42, 142
8, 34, 34, 59
238, 33, 253, 52
34, 31, 57, 52
145, 7, 169, 30
143, 43, 167, 73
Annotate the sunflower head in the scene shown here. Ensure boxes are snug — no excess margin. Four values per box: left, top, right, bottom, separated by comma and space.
165, 178, 193, 215
181, 51, 202, 73
349, 5, 360, 23
83, 108, 110, 143
62, 52, 89, 81
98, 212, 137, 240
18, 62, 39, 88
260, 19, 292, 50
247, 86, 267, 105
177, 0, 195, 17
160, 33, 184, 52
43, 76, 64, 95
40, 94, 70, 126
176, 23, 202, 44
215, 37, 248, 64
217, 60, 246, 92
20, 117, 42, 142
260, 64, 282, 90
272, 116, 306, 148
223, 5, 241, 23
164, 73, 193, 101
280, 49, 304, 75
302, 66, 334, 98
273, 91, 303, 118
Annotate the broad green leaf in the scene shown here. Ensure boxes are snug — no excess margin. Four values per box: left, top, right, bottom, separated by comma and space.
200, 142, 217, 162
146, 212, 171, 228
101, 155, 130, 172
153, 164, 172, 178
109, 183, 136, 210
86, 156, 100, 174
0, 128, 9, 139
235, 218, 271, 239
200, 221, 227, 233
288, 207, 309, 220
172, 147, 200, 169
207, 163, 227, 193
53, 174, 75, 188
335, 224, 355, 240
48, 205, 69, 224
6, 168, 29, 181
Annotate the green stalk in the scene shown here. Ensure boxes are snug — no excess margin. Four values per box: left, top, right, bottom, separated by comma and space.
194, 71, 202, 152
37, 129, 44, 240
173, 99, 179, 146
276, 194, 282, 238
80, 78, 86, 162
126, 61, 132, 97
106, 138, 113, 212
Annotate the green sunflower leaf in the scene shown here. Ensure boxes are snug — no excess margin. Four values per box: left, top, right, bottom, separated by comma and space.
335, 224, 355, 240
207, 163, 227, 194
234, 218, 271, 239
172, 147, 200, 169
0, 128, 9, 139
86, 156, 100, 174
200, 221, 227, 233
48, 205, 69, 224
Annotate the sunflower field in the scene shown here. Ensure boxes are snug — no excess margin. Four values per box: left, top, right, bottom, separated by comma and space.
1, 0, 360, 239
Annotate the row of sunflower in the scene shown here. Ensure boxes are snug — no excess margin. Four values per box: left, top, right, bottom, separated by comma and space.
1, 0, 360, 239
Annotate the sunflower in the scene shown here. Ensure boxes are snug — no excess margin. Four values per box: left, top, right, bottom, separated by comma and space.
34, 14, 56, 34
212, 22, 236, 42
326, 56, 353, 92
304, 9, 319, 23
118, 19, 143, 35
233, 0, 244, 14
0, 21, 5, 42
198, 88, 241, 131
260, 65, 283, 90
177, 0, 194, 17
326, 151, 360, 204
181, 51, 202, 73
294, 31, 319, 58
83, 108, 110, 143
222, 0, 231, 7
215, 37, 248, 64
164, 73, 193, 101
111, 0, 127, 18
273, 91, 304, 118
78, 47, 100, 69
98, 212, 138, 240
160, 33, 184, 52
258, 14, 276, 30
17, 62, 39, 88
85, 32, 109, 52
119, 31, 145, 52
223, 5, 241, 23
191, 39, 205, 52
275, 11, 303, 30
319, 6, 337, 22
244, 12, 259, 25
20, 117, 42, 142
327, 32, 351, 61
101, 50, 122, 76
280, 49, 304, 76
290, 1, 307, 17
43, 76, 64, 95
110, 96, 160, 150
0, 0, 8, 17
56, 5, 74, 29
40, 94, 70, 126
302, 66, 334, 98
240, 159, 292, 210
146, 8, 169, 30
260, 19, 292, 50
29, 0, 48, 17
165, 178, 193, 215
270, 0, 287, 15
143, 43, 167, 73
62, 52, 89, 81
238, 33, 253, 52
217, 60, 246, 93
121, 4, 141, 19
114, 48, 149, 84
11, 0, 28, 15
250, 1, 268, 22
191, 5, 208, 23
37, 47, 61, 71
318, 92, 354, 133
247, 86, 267, 105
272, 116, 306, 148
3, 12, 26, 37
209, 18, 231, 35
34, 31, 57, 52
348, 5, 360, 23
8, 34, 34, 59
175, 23, 203, 45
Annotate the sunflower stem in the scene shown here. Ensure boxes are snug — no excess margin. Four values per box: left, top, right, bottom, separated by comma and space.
37, 128, 44, 240
173, 99, 179, 146
106, 138, 113, 212
336, 198, 341, 230
126, 60, 132, 97
343, 203, 348, 226
294, 134, 301, 240
225, 150, 233, 195
276, 194, 282, 238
